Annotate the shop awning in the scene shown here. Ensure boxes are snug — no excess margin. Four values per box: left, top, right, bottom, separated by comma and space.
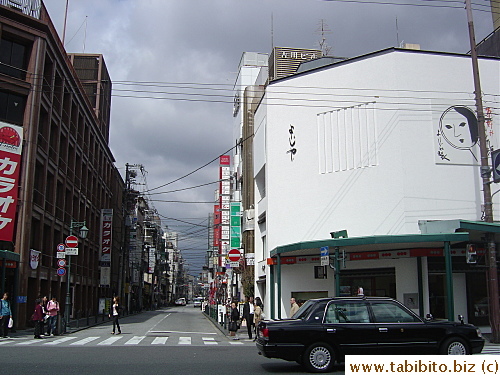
269, 232, 470, 258
0, 250, 20, 262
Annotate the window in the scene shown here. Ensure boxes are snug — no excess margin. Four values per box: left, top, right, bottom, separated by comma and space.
371, 302, 420, 323
0, 91, 26, 125
0, 37, 28, 79
325, 302, 370, 323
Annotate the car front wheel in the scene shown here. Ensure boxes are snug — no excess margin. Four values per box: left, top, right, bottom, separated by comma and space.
441, 337, 469, 355
303, 342, 335, 373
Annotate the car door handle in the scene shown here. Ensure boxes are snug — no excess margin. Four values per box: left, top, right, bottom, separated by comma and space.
379, 328, 388, 333
327, 328, 336, 333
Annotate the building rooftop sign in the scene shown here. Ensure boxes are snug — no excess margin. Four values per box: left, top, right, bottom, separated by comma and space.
269, 47, 322, 81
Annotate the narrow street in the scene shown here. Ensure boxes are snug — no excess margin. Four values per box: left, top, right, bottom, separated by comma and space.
0, 305, 316, 375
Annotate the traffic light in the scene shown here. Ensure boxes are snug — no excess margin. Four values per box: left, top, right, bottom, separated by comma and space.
466, 244, 477, 264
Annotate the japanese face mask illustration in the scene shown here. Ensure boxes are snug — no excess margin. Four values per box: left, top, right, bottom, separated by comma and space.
438, 106, 478, 162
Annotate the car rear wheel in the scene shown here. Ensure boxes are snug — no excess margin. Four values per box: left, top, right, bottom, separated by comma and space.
441, 337, 469, 355
303, 342, 335, 373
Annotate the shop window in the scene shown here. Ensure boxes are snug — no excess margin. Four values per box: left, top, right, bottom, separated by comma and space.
314, 265, 327, 279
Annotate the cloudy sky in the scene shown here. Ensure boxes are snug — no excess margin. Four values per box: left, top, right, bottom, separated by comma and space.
41, 0, 493, 275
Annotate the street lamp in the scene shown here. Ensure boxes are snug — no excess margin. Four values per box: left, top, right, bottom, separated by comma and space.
64, 221, 88, 333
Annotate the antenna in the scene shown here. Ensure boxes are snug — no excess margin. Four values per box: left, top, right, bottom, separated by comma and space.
316, 19, 332, 56
83, 16, 88, 53
271, 13, 274, 51
396, 17, 399, 47
62, 0, 69, 46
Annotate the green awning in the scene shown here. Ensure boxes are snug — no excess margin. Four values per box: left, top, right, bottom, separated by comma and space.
270, 232, 469, 258
0, 250, 20, 262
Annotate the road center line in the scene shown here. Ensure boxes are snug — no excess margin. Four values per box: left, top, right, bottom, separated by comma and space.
147, 313, 171, 334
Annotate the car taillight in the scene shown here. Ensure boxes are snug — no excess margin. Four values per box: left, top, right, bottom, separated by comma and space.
261, 327, 269, 338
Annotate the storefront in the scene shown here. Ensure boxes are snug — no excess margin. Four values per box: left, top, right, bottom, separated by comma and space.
266, 229, 498, 326
0, 250, 20, 325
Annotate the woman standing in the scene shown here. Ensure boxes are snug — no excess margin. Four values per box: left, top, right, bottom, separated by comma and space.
228, 302, 239, 338
253, 297, 264, 340
0, 293, 12, 338
32, 299, 45, 339
109, 296, 122, 334
46, 297, 60, 336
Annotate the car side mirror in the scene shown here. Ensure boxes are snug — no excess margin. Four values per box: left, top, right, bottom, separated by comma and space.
458, 314, 464, 325
425, 313, 433, 321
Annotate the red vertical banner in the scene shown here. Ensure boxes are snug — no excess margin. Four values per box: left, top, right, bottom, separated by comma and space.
219, 155, 230, 267
0, 123, 23, 242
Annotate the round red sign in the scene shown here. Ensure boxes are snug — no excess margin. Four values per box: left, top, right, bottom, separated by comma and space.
65, 235, 78, 248
228, 249, 241, 262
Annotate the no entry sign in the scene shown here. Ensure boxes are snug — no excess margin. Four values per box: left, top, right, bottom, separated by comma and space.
228, 249, 241, 262
65, 235, 78, 248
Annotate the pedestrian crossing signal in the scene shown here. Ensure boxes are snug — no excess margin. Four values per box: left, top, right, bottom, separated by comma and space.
466, 244, 477, 264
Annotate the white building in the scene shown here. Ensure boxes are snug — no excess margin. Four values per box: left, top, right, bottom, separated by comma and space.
253, 47, 500, 325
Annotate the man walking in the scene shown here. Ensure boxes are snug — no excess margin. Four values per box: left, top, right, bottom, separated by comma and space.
289, 297, 299, 318
242, 296, 254, 340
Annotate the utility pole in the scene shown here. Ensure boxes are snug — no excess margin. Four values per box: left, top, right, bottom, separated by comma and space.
465, 0, 500, 343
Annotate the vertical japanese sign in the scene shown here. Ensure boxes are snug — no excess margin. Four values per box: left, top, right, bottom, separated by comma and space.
0, 123, 23, 242
219, 155, 230, 267
148, 247, 156, 274
100, 209, 113, 287
230, 202, 241, 267
213, 205, 220, 266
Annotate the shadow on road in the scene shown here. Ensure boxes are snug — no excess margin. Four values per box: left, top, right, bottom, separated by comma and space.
260, 362, 345, 373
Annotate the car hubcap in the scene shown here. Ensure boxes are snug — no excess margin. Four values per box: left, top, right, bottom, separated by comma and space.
448, 342, 466, 355
309, 346, 331, 370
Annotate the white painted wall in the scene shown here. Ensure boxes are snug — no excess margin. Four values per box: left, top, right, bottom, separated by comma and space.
252, 48, 500, 317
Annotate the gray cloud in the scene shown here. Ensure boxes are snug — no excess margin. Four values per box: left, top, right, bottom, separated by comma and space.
42, 0, 494, 275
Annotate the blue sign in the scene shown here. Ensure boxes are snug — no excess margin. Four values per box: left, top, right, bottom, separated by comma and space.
320, 246, 329, 257
57, 267, 66, 276
17, 296, 27, 303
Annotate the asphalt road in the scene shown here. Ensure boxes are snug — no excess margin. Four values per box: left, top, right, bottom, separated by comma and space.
0, 305, 341, 375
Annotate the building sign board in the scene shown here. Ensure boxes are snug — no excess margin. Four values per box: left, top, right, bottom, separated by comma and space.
0, 123, 23, 242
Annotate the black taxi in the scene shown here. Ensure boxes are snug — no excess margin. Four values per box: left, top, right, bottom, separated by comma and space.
256, 297, 484, 373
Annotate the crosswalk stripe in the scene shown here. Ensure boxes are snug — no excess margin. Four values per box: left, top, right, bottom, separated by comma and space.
44, 337, 75, 345
151, 337, 168, 345
125, 336, 145, 345
70, 337, 99, 345
98, 336, 122, 345
203, 337, 218, 345
16, 339, 40, 345
7, 334, 256, 346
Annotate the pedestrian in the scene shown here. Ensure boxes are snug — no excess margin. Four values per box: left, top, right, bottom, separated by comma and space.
46, 296, 59, 336
253, 297, 263, 340
109, 296, 122, 334
41, 296, 48, 334
228, 302, 239, 338
289, 297, 299, 318
0, 292, 12, 338
32, 299, 44, 339
242, 296, 254, 339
